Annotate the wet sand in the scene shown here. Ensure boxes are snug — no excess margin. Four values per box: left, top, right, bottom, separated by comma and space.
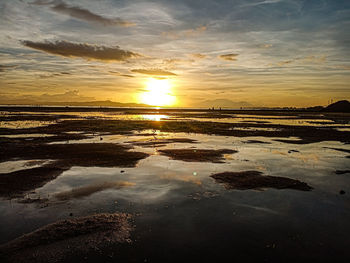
210, 171, 312, 191
0, 107, 349, 262
158, 149, 237, 163
0, 213, 133, 263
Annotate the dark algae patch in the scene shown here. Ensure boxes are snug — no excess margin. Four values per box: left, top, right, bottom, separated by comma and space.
0, 143, 148, 198
158, 149, 237, 163
0, 166, 68, 198
242, 139, 271, 144
210, 171, 312, 191
323, 147, 350, 154
335, 170, 350, 175
2, 115, 350, 144
0, 142, 148, 165
0, 213, 133, 263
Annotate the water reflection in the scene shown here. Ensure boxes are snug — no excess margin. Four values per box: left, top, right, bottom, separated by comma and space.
1, 110, 350, 261
141, 114, 168, 121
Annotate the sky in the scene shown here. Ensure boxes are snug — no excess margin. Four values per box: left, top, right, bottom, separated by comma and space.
0, 0, 349, 107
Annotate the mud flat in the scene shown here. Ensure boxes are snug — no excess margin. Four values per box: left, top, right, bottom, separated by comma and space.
210, 171, 312, 191
1, 116, 350, 144
0, 213, 133, 263
158, 149, 237, 163
0, 143, 148, 198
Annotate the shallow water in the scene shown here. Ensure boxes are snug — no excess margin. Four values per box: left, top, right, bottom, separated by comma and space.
0, 110, 350, 262
2, 110, 350, 129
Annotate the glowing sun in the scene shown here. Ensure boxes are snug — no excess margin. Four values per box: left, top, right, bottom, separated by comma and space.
139, 78, 176, 106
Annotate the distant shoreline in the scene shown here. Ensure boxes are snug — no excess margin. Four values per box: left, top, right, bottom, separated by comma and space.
1, 105, 349, 114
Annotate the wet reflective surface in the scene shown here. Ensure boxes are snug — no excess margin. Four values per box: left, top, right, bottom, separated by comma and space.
0, 107, 349, 262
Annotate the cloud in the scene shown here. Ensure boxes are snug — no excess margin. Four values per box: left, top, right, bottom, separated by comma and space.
163, 58, 194, 65
242, 0, 284, 7
259, 44, 272, 49
0, 90, 95, 104
219, 54, 239, 61
191, 53, 207, 59
31, 0, 134, 27
109, 71, 134, 78
162, 25, 207, 39
276, 60, 293, 66
0, 65, 17, 72
276, 55, 326, 67
21, 40, 142, 62
38, 71, 72, 78
131, 69, 177, 76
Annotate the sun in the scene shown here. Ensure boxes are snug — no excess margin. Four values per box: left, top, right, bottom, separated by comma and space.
139, 78, 177, 106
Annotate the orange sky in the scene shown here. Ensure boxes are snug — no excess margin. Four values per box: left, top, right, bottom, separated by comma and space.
0, 0, 349, 107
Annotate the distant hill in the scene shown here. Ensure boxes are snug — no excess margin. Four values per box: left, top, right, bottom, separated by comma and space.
194, 99, 253, 109
323, 100, 350, 113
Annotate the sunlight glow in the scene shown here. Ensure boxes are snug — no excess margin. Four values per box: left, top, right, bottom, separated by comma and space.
139, 78, 176, 106
141, 114, 168, 121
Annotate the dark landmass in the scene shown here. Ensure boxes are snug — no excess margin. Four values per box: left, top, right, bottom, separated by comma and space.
1, 99, 349, 112
158, 149, 237, 163
0, 142, 148, 198
323, 100, 350, 113
0, 213, 133, 263
210, 171, 312, 191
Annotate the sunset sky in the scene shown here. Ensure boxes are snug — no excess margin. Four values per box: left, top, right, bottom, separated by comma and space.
0, 0, 349, 107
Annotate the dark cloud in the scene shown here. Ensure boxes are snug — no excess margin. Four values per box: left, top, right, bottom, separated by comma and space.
31, 0, 134, 27
21, 40, 142, 62
131, 69, 177, 76
219, 54, 239, 61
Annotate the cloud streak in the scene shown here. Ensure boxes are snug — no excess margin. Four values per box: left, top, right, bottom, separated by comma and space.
131, 69, 177, 76
276, 55, 326, 67
109, 71, 134, 78
0, 65, 17, 72
162, 26, 207, 39
31, 0, 134, 27
191, 53, 207, 59
219, 54, 239, 61
21, 40, 142, 62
